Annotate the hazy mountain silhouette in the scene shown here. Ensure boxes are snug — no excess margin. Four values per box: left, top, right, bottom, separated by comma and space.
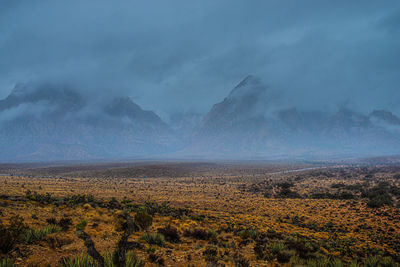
0, 83, 178, 161
183, 76, 400, 158
0, 77, 399, 161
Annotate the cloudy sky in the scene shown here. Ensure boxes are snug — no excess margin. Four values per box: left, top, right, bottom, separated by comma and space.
0, 0, 399, 118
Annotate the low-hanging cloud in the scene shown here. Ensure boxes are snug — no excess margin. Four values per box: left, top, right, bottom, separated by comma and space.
0, 0, 399, 118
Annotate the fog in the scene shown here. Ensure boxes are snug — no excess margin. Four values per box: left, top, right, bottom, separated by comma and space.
1, 1, 399, 116
0, 1, 399, 161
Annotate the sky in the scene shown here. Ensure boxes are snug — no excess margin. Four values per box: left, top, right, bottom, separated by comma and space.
0, 0, 399, 118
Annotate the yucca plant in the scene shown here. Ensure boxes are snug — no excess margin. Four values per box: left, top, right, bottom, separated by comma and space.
125, 252, 144, 267
23, 224, 61, 244
140, 233, 165, 246
0, 259, 15, 267
59, 253, 95, 267
328, 259, 344, 267
60, 252, 144, 267
307, 258, 329, 267
270, 242, 286, 254
365, 256, 381, 267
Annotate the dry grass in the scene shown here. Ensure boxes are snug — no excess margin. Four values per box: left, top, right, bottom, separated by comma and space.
0, 162, 399, 266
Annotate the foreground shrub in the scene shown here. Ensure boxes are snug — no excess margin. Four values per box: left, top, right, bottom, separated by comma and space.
203, 246, 219, 263
58, 217, 73, 231
134, 211, 153, 230
0, 259, 15, 267
59, 253, 94, 267
140, 233, 165, 246
60, 250, 144, 267
276, 188, 301, 198
183, 228, 215, 240
238, 229, 258, 241
367, 194, 393, 208
364, 256, 397, 267
233, 253, 250, 267
23, 224, 61, 244
76, 219, 88, 231
25, 225, 61, 243
363, 182, 397, 208
0, 215, 28, 253
148, 252, 165, 266
306, 258, 346, 267
157, 225, 180, 243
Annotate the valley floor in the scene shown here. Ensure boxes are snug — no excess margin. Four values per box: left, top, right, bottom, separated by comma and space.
0, 161, 399, 266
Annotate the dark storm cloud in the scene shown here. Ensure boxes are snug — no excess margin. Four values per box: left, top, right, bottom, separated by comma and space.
0, 0, 399, 117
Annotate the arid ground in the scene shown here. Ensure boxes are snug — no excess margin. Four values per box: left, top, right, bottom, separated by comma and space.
1, 160, 400, 266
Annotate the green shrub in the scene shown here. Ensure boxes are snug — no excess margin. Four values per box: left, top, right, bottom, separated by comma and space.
233, 253, 250, 267
140, 233, 165, 246
148, 252, 165, 266
270, 242, 286, 254
59, 253, 94, 267
276, 188, 301, 198
76, 219, 88, 231
276, 249, 294, 263
125, 252, 145, 267
183, 228, 215, 240
363, 183, 396, 208
58, 217, 73, 231
0, 215, 28, 253
364, 256, 397, 267
0, 259, 15, 267
23, 224, 61, 244
367, 194, 393, 208
157, 224, 180, 243
307, 258, 344, 267
59, 252, 144, 267
238, 229, 258, 241
203, 246, 218, 263
134, 211, 153, 230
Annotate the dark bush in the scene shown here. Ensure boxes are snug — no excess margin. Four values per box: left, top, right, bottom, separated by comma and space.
335, 191, 355, 200
141, 233, 165, 246
184, 228, 214, 240
276, 250, 292, 263
148, 252, 165, 266
58, 217, 73, 231
277, 182, 294, 189
157, 225, 180, 243
276, 188, 301, 199
134, 201, 191, 218
331, 183, 345, 188
254, 239, 268, 260
134, 210, 153, 230
233, 253, 250, 267
363, 182, 395, 208
203, 246, 218, 263
0, 215, 28, 253
238, 229, 258, 241
285, 238, 318, 259
46, 218, 57, 225
367, 194, 393, 208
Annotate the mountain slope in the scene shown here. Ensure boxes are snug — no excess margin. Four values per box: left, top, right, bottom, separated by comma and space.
0, 83, 178, 161
182, 76, 400, 158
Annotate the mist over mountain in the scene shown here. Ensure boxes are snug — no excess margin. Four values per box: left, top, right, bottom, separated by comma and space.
0, 77, 399, 161
0, 83, 179, 161
1, 1, 399, 161
182, 76, 400, 159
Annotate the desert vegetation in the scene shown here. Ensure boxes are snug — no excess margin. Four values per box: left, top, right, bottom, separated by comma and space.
0, 161, 399, 266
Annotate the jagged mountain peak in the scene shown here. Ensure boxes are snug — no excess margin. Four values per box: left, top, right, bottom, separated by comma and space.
227, 75, 266, 100
370, 109, 400, 125
0, 83, 85, 113
200, 75, 269, 130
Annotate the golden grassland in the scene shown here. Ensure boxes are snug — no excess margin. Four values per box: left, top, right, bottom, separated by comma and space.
0, 163, 399, 266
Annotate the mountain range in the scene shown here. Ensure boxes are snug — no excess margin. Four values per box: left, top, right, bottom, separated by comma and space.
0, 77, 399, 161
